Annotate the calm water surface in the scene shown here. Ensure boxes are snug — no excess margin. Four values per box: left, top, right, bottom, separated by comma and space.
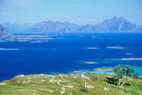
0, 33, 142, 81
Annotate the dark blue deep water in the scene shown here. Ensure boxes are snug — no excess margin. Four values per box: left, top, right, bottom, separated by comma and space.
0, 33, 142, 81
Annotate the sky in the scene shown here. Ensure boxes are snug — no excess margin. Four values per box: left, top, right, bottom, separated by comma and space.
0, 0, 142, 25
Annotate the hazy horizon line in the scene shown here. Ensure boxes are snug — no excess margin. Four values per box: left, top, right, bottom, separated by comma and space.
1, 16, 141, 26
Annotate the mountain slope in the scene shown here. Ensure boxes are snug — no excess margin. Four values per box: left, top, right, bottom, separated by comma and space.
31, 21, 79, 33
0, 25, 14, 40
94, 17, 137, 32
0, 74, 142, 95
1, 23, 32, 33
78, 24, 95, 33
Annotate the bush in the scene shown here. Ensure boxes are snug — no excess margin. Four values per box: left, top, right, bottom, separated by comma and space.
80, 87, 89, 93
114, 65, 139, 78
107, 65, 139, 86
133, 73, 139, 79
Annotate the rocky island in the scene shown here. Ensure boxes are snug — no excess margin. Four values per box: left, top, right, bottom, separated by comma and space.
0, 25, 14, 41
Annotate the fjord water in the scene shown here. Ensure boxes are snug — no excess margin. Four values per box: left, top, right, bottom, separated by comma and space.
0, 33, 142, 81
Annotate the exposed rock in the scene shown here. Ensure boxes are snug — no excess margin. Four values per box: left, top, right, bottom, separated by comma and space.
0, 25, 14, 41
103, 87, 109, 91
64, 84, 73, 88
0, 83, 7, 86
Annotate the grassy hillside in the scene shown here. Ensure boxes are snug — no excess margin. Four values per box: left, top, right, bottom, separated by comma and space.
0, 74, 142, 95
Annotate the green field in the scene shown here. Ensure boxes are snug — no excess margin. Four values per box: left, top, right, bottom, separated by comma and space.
0, 74, 142, 95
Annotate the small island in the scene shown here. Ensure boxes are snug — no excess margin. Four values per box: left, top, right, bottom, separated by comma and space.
83, 61, 98, 64
93, 67, 114, 72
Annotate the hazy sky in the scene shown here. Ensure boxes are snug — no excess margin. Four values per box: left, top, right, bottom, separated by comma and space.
0, 0, 142, 25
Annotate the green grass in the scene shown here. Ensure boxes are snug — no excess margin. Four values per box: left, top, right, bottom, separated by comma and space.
0, 74, 142, 95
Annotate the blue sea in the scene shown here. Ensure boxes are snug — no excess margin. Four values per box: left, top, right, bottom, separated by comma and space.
0, 33, 142, 81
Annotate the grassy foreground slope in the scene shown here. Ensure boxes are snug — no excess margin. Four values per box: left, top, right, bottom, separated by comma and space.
0, 74, 142, 95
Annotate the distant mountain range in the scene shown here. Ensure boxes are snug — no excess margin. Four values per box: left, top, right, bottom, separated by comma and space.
94, 17, 138, 32
31, 21, 79, 33
78, 17, 141, 33
1, 17, 142, 33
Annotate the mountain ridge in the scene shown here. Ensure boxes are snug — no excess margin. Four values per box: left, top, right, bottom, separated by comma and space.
94, 16, 137, 32
1, 17, 141, 33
